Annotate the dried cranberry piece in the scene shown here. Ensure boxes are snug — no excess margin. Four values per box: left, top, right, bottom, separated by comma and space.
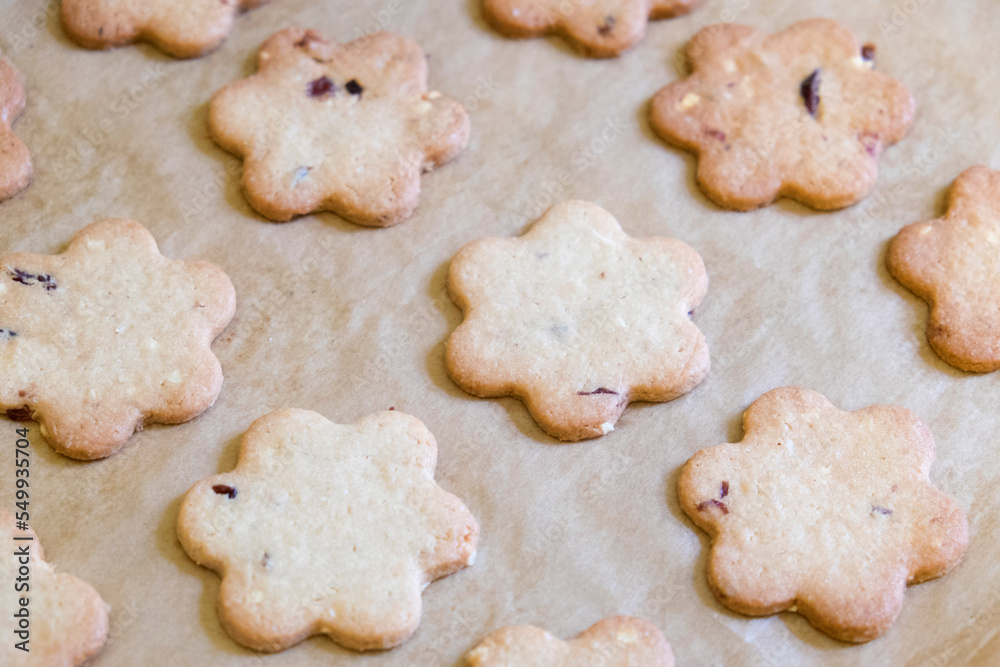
212, 484, 237, 499
697, 499, 729, 514
598, 16, 616, 36
5, 407, 32, 422
720, 481, 729, 498
861, 43, 876, 66
307, 76, 337, 98
345, 79, 364, 96
577, 387, 619, 396
800, 69, 821, 118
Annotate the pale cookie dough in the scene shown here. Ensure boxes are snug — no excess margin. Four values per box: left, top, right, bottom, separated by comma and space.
1, 511, 110, 666
0, 56, 32, 203
209, 28, 470, 226
466, 616, 674, 666
446, 200, 709, 441
482, 0, 705, 58
650, 18, 914, 211
0, 219, 236, 460
61, 0, 271, 59
678, 387, 968, 643
177, 408, 480, 653
887, 166, 1000, 372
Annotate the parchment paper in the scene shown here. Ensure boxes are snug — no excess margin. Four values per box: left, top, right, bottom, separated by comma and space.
1, 0, 998, 664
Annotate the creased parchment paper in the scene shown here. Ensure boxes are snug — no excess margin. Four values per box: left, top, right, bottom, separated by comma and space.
1, 0, 998, 664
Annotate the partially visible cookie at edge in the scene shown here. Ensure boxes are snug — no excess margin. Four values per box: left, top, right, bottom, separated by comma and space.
465, 616, 674, 666
0, 56, 33, 203
208, 28, 470, 226
446, 200, 709, 441
0, 219, 236, 459
483, 0, 705, 57
60, 0, 272, 59
1, 511, 110, 666
650, 18, 914, 211
887, 166, 1000, 372
177, 408, 479, 652
678, 387, 968, 643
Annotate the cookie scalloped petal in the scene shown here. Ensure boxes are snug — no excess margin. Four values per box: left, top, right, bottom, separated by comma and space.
0, 57, 33, 202
445, 200, 709, 441
0, 219, 236, 460
887, 166, 1000, 372
466, 616, 674, 666
650, 18, 915, 211
678, 387, 968, 643
1, 512, 110, 665
483, 0, 705, 58
208, 28, 470, 226
177, 408, 479, 653
60, 0, 270, 59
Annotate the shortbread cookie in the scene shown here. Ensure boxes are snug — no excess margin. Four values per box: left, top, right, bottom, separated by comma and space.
483, 0, 705, 58
0, 219, 235, 460
0, 57, 32, 203
887, 166, 1000, 372
678, 387, 968, 643
177, 408, 479, 652
61, 0, 271, 59
1, 511, 110, 665
650, 19, 914, 211
446, 200, 708, 441
209, 28, 470, 225
466, 616, 674, 666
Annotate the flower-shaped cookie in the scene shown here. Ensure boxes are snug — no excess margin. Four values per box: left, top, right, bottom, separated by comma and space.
61, 0, 271, 59
177, 409, 480, 652
483, 0, 705, 58
679, 387, 968, 643
446, 200, 709, 441
0, 220, 235, 460
650, 19, 915, 211
887, 166, 1000, 372
1, 511, 110, 665
466, 616, 674, 666
0, 57, 32, 203
209, 28, 470, 226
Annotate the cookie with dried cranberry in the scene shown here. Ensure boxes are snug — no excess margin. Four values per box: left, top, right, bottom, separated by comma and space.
483, 0, 704, 58
0, 219, 235, 459
650, 18, 914, 211
0, 56, 32, 203
679, 387, 968, 643
208, 28, 470, 226
465, 616, 674, 666
60, 0, 271, 59
177, 408, 479, 652
887, 166, 1000, 372
446, 200, 708, 441
1, 511, 110, 665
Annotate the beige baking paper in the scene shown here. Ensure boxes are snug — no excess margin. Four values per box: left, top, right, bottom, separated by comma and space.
1, 0, 998, 664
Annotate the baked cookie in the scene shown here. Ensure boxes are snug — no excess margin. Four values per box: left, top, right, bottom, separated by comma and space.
0, 56, 32, 203
60, 0, 271, 59
446, 200, 708, 441
887, 166, 1000, 372
650, 18, 914, 211
1, 511, 110, 665
0, 219, 236, 460
209, 28, 470, 225
465, 616, 674, 666
177, 408, 479, 652
678, 387, 968, 643
482, 0, 705, 58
